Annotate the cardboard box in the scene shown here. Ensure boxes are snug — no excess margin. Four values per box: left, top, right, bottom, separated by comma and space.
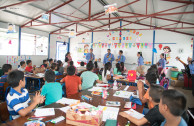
66, 110, 103, 126
171, 80, 184, 87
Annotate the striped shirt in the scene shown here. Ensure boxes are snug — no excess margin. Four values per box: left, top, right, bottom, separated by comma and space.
0, 74, 8, 96
6, 88, 31, 119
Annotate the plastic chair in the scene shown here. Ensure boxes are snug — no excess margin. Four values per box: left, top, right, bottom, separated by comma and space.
0, 102, 9, 123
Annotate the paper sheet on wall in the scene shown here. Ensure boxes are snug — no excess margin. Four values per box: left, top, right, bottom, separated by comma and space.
56, 98, 79, 105
113, 91, 133, 98
6, 56, 31, 66
98, 106, 119, 121
124, 109, 144, 119
34, 108, 55, 117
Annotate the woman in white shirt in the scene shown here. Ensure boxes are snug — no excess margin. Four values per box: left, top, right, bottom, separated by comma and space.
102, 62, 112, 83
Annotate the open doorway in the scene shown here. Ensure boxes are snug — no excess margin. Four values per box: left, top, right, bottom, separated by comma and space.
56, 41, 68, 62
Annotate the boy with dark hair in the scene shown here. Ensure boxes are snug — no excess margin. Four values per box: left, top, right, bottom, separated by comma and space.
0, 64, 12, 97
81, 62, 102, 90
25, 60, 36, 73
137, 72, 157, 110
48, 58, 53, 66
60, 66, 81, 97
51, 63, 58, 75
41, 60, 48, 69
77, 61, 86, 73
159, 90, 187, 126
6, 70, 44, 119
41, 70, 62, 105
120, 84, 165, 126
18, 61, 26, 72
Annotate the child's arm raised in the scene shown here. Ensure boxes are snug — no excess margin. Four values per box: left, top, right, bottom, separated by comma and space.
119, 112, 148, 126
18, 92, 43, 117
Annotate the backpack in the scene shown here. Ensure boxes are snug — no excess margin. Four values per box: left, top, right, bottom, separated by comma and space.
160, 77, 169, 90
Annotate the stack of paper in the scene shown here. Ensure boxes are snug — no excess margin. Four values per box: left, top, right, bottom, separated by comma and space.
124, 109, 144, 119
113, 91, 133, 98
34, 108, 55, 117
96, 83, 109, 87
56, 98, 79, 105
98, 106, 119, 121
88, 87, 103, 92
59, 106, 71, 113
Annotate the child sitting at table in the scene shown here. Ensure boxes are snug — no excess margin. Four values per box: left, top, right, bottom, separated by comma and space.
48, 58, 53, 67
119, 84, 165, 126
25, 60, 36, 73
114, 63, 122, 75
137, 72, 157, 113
18, 61, 26, 72
159, 89, 187, 126
93, 61, 99, 74
41, 60, 48, 69
60, 66, 81, 97
120, 62, 127, 74
57, 60, 64, 75
102, 62, 112, 83
41, 70, 62, 105
51, 63, 58, 75
6, 70, 44, 119
81, 62, 102, 90
77, 61, 86, 74
0, 64, 12, 98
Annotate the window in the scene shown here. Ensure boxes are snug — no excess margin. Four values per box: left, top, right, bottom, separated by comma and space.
21, 33, 48, 55
0, 28, 18, 55
56, 41, 67, 61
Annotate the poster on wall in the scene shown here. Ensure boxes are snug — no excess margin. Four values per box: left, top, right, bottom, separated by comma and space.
84, 44, 89, 56
6, 56, 31, 66
163, 46, 171, 64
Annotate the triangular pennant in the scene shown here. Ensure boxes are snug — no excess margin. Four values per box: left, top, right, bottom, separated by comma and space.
129, 43, 132, 48
114, 43, 117, 48
136, 43, 140, 49
145, 43, 148, 48
141, 43, 144, 48
125, 43, 128, 48
148, 43, 152, 48
133, 43, 136, 47
118, 43, 121, 48
102, 43, 104, 48
99, 43, 101, 48
122, 43, 125, 48
108, 44, 111, 48
105, 43, 107, 48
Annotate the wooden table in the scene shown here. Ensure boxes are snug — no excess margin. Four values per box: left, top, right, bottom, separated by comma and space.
1, 86, 144, 126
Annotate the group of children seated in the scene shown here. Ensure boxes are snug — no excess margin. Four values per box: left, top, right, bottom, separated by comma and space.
0, 58, 188, 126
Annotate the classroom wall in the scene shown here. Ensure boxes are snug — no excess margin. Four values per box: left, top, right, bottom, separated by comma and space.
70, 24, 192, 77
0, 21, 54, 69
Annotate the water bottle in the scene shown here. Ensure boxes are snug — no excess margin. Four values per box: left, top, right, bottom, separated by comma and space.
113, 80, 118, 90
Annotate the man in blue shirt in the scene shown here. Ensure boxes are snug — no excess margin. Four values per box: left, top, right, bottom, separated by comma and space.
116, 50, 126, 63
103, 49, 115, 65
188, 57, 194, 96
86, 49, 95, 63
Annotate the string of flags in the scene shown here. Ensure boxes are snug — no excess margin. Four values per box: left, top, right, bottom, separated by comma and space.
93, 43, 153, 49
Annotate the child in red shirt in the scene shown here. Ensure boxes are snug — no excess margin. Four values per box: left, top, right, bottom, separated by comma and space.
60, 66, 81, 97
25, 60, 36, 73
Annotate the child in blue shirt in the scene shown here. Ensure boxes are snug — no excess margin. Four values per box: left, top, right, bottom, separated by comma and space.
114, 63, 122, 75
41, 70, 62, 105
0, 64, 12, 97
159, 89, 187, 126
6, 70, 44, 119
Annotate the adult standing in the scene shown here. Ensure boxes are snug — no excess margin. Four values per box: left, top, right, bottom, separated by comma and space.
188, 57, 194, 96
116, 50, 126, 63
103, 49, 115, 65
86, 49, 95, 63
65, 52, 72, 65
136, 52, 145, 76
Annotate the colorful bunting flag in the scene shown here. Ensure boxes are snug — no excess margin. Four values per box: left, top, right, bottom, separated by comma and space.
118, 43, 121, 48
141, 43, 144, 48
145, 43, 148, 48
136, 43, 140, 49
102, 43, 104, 48
133, 43, 136, 47
149, 43, 152, 48
122, 43, 125, 48
105, 43, 107, 48
114, 43, 117, 48
99, 43, 101, 48
125, 43, 128, 48
129, 43, 132, 48
108, 44, 111, 48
